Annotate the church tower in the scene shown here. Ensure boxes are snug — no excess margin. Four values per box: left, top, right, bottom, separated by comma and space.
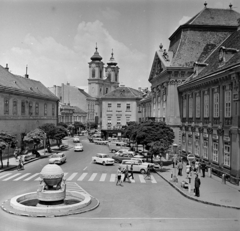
105, 50, 119, 92
88, 44, 104, 97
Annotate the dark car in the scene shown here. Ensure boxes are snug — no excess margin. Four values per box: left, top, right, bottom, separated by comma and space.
112, 153, 134, 163
152, 157, 173, 166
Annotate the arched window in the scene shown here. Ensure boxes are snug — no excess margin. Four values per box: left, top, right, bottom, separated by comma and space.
35, 102, 39, 115
4, 98, 9, 115
92, 68, 95, 78
13, 99, 18, 115
44, 103, 47, 115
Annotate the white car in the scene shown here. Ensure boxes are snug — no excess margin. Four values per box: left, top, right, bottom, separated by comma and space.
131, 158, 160, 170
115, 149, 135, 156
92, 153, 114, 165
49, 153, 66, 164
120, 159, 148, 174
74, 143, 83, 152
73, 136, 80, 143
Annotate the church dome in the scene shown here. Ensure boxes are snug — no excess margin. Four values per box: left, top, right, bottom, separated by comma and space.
107, 50, 117, 66
91, 47, 102, 61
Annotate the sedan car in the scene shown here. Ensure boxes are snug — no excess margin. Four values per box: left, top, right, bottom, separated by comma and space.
23, 153, 37, 161
92, 153, 114, 165
112, 153, 135, 163
74, 143, 83, 152
49, 153, 66, 164
73, 136, 80, 143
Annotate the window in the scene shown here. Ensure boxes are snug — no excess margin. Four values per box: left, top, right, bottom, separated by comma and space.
224, 145, 230, 167
224, 90, 231, 118
204, 94, 209, 118
44, 103, 47, 115
203, 141, 208, 159
4, 99, 9, 115
183, 98, 186, 118
117, 103, 121, 108
52, 104, 55, 116
188, 136, 192, 153
126, 116, 131, 122
92, 68, 95, 78
29, 102, 33, 115
213, 93, 219, 118
126, 103, 131, 111
189, 97, 193, 118
153, 97, 156, 110
195, 140, 200, 156
182, 135, 186, 151
213, 142, 219, 163
107, 116, 111, 128
35, 103, 39, 115
106, 88, 108, 94
13, 100, 17, 115
196, 95, 200, 118
107, 103, 112, 112
117, 117, 121, 125
21, 101, 25, 115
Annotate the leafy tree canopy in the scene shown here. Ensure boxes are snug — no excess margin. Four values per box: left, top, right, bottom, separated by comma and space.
39, 123, 56, 139
73, 121, 85, 130
23, 128, 46, 145
53, 126, 68, 140
57, 122, 68, 128
0, 132, 18, 149
122, 121, 139, 140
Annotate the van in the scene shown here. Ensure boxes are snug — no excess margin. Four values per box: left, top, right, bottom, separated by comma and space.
108, 141, 129, 153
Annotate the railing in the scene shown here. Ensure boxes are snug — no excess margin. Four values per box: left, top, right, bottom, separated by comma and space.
224, 118, 232, 126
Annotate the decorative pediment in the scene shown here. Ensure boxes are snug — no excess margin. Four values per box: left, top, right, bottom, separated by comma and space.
148, 53, 165, 81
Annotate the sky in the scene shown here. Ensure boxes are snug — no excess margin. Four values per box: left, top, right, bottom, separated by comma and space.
1, 0, 240, 92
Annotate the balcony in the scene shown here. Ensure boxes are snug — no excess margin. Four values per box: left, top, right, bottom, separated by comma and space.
213, 118, 220, 125
203, 118, 210, 124
224, 117, 232, 126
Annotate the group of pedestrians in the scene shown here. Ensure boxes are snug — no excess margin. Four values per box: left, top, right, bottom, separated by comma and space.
116, 164, 134, 186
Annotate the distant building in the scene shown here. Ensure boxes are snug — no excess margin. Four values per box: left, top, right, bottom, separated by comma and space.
0, 64, 59, 155
138, 88, 153, 122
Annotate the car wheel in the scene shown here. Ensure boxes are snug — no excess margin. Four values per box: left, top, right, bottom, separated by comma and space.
103, 162, 106, 166
140, 169, 146, 174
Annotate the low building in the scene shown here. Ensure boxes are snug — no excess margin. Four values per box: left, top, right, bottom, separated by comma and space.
0, 64, 59, 156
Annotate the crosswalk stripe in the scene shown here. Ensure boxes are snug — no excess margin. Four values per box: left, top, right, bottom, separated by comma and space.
110, 174, 116, 182
151, 175, 157, 183
77, 173, 88, 181
130, 178, 135, 183
99, 173, 107, 182
34, 177, 41, 181
88, 173, 97, 181
139, 175, 146, 183
3, 173, 21, 181
64, 173, 68, 178
67, 173, 78, 181
24, 173, 39, 181
14, 173, 31, 181
0, 173, 12, 179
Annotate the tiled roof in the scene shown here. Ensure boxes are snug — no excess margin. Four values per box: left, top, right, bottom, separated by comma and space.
139, 91, 152, 103
72, 106, 87, 114
0, 65, 59, 101
196, 30, 240, 79
184, 8, 240, 26
101, 86, 143, 99
78, 88, 94, 99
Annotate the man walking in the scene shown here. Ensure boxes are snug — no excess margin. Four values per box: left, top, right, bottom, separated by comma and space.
116, 167, 123, 186
129, 164, 134, 180
201, 161, 206, 177
194, 173, 201, 197
177, 160, 183, 176
123, 165, 131, 183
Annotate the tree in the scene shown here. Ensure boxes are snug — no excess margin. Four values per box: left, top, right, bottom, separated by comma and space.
0, 133, 18, 168
68, 124, 75, 137
73, 121, 85, 134
57, 122, 68, 129
53, 126, 68, 147
39, 123, 56, 153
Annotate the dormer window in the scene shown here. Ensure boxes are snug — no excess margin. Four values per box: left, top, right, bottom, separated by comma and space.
193, 62, 208, 77
219, 46, 239, 67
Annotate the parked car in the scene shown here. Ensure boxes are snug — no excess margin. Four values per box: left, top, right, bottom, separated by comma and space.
120, 159, 147, 174
23, 153, 37, 161
112, 153, 135, 163
108, 141, 129, 152
152, 156, 173, 166
49, 153, 66, 164
92, 153, 114, 165
130, 158, 160, 170
73, 136, 80, 143
115, 149, 135, 156
74, 143, 84, 152
94, 138, 108, 145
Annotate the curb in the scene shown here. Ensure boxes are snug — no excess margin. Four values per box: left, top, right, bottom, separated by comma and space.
155, 171, 240, 210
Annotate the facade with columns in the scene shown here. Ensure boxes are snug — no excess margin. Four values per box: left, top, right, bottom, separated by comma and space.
88, 47, 120, 126
148, 5, 240, 147
178, 21, 240, 184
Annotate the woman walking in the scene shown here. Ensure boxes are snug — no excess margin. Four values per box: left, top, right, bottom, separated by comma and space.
116, 167, 123, 186
144, 165, 151, 180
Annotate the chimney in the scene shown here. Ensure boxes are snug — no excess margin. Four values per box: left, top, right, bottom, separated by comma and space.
25, 65, 29, 78
229, 3, 232, 10
5, 64, 9, 71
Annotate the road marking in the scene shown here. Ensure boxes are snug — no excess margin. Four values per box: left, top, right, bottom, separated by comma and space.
83, 167, 87, 171
150, 175, 157, 183
14, 173, 31, 181
34, 177, 41, 181
77, 172, 88, 181
24, 173, 39, 181
99, 173, 107, 181
139, 175, 146, 183
67, 217, 239, 220
88, 173, 97, 181
130, 178, 135, 183
3, 173, 21, 181
110, 174, 116, 182
64, 173, 68, 179
0, 173, 12, 179
67, 173, 78, 181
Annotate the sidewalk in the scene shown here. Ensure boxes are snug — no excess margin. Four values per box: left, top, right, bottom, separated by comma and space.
0, 139, 72, 173
157, 162, 240, 209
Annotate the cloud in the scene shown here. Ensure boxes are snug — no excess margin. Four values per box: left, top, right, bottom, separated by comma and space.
0, 20, 149, 90
178, 16, 191, 25
101, 7, 120, 20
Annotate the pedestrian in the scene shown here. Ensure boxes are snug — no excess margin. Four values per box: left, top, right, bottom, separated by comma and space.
18, 155, 24, 171
177, 160, 183, 176
194, 173, 201, 197
116, 167, 123, 186
201, 161, 206, 177
123, 165, 131, 183
186, 162, 191, 179
129, 164, 134, 180
144, 165, 151, 180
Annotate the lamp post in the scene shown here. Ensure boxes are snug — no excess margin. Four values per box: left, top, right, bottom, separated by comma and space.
172, 143, 178, 182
